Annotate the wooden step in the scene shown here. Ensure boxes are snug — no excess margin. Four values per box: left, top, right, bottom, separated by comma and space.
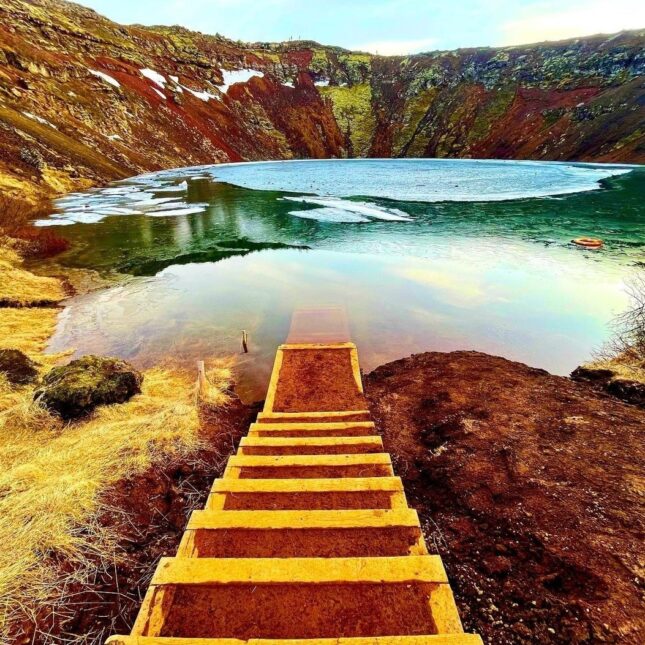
180, 509, 425, 558
225, 455, 393, 479
186, 509, 420, 530
208, 476, 408, 511
211, 477, 404, 494
108, 634, 484, 644
226, 454, 392, 469
239, 435, 383, 455
151, 555, 448, 586
256, 411, 372, 424
249, 421, 376, 437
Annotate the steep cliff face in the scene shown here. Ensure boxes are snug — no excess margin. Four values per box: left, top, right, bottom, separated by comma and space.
0, 0, 643, 203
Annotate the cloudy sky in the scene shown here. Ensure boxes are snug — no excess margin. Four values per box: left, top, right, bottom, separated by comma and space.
81, 0, 645, 54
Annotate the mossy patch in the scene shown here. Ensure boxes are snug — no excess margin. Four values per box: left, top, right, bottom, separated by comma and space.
320, 84, 375, 156
466, 85, 516, 145
393, 88, 437, 156
35, 355, 143, 420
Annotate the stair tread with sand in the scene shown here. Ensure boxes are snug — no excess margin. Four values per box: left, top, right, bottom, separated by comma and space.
106, 332, 482, 645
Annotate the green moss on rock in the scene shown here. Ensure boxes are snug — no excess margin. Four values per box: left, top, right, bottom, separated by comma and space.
35, 355, 143, 420
320, 84, 375, 156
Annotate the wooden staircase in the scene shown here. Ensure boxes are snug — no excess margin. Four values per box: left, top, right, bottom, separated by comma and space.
107, 340, 483, 645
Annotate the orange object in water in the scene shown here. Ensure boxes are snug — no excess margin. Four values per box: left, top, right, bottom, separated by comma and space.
572, 237, 603, 248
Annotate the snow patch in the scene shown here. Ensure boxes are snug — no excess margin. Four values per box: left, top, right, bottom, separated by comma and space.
140, 68, 167, 88
107, 134, 122, 141
22, 111, 57, 129
89, 69, 120, 88
314, 79, 330, 87
283, 81, 295, 88
184, 86, 219, 102
217, 68, 264, 93
152, 88, 167, 100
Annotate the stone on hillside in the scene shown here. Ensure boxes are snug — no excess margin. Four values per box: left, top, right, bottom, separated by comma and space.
0, 348, 39, 385
606, 379, 645, 408
570, 365, 616, 383
35, 355, 143, 420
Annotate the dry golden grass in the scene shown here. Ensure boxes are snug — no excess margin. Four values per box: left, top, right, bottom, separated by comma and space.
0, 229, 236, 640
0, 307, 61, 359
0, 362, 232, 641
586, 353, 645, 384
0, 255, 66, 306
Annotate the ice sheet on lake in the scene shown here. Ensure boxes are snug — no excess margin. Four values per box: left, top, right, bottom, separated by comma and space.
207, 159, 636, 203
288, 207, 370, 223
283, 196, 412, 222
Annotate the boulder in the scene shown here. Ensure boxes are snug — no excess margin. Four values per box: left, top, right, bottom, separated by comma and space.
606, 379, 645, 408
0, 348, 39, 385
570, 366, 616, 383
35, 355, 143, 420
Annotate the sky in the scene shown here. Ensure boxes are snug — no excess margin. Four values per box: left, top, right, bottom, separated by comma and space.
80, 0, 645, 54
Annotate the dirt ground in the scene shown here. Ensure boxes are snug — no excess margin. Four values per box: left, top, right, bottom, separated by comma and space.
364, 350, 645, 645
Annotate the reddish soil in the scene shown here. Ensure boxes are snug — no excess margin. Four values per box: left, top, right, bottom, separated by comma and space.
364, 350, 645, 645
160, 583, 438, 638
192, 526, 421, 557
272, 348, 366, 412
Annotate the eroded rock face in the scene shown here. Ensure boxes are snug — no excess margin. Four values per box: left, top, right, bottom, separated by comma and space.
0, 348, 39, 384
35, 355, 143, 420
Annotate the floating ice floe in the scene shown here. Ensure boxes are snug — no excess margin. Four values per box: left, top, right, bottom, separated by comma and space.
145, 205, 209, 217
89, 69, 120, 88
217, 68, 264, 93
153, 181, 188, 193
288, 207, 370, 223
283, 196, 412, 222
33, 219, 75, 227
140, 68, 167, 88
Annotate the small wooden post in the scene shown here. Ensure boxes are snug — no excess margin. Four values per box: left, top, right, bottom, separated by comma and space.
197, 360, 207, 398
241, 330, 249, 353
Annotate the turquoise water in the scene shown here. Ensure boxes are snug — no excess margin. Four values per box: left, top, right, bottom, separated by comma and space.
39, 159, 644, 402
